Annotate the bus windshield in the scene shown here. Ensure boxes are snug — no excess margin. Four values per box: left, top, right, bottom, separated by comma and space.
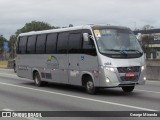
93, 28, 143, 55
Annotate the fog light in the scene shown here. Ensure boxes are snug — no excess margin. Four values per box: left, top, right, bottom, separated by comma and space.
106, 78, 110, 83
144, 77, 146, 80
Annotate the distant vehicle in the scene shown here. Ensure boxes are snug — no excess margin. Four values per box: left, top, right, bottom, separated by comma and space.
16, 24, 146, 94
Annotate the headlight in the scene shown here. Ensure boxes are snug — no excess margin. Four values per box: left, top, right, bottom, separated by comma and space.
141, 66, 145, 71
105, 67, 115, 72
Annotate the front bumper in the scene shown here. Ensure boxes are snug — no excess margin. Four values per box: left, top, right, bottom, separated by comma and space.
98, 66, 146, 87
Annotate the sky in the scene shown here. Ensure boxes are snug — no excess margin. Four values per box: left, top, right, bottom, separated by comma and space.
0, 0, 160, 39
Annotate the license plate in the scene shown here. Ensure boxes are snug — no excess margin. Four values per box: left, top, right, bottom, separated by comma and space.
125, 72, 135, 77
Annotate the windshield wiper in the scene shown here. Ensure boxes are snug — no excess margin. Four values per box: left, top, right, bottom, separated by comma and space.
126, 49, 142, 54
104, 49, 128, 55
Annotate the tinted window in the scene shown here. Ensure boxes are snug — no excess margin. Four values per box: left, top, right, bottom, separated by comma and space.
68, 33, 82, 53
82, 30, 97, 56
18, 36, 27, 54
46, 33, 57, 54
27, 36, 36, 54
36, 34, 46, 54
57, 32, 68, 54
82, 29, 94, 49
83, 36, 95, 49
83, 38, 95, 49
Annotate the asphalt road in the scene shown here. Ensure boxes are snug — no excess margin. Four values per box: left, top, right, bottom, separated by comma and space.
0, 68, 159, 120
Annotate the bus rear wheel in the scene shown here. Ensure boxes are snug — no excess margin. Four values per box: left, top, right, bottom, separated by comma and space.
34, 72, 44, 87
85, 78, 97, 94
122, 86, 135, 93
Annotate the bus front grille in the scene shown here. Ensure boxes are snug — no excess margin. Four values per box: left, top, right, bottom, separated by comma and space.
117, 66, 140, 73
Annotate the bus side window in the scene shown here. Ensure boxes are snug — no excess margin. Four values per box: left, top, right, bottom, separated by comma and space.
68, 33, 82, 53
26, 35, 36, 54
57, 32, 68, 54
46, 33, 57, 54
83, 37, 95, 49
18, 36, 27, 54
36, 34, 46, 54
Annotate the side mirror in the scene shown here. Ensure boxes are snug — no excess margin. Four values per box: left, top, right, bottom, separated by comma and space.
83, 33, 94, 45
83, 33, 89, 42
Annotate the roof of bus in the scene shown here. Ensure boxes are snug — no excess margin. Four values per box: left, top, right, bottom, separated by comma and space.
18, 24, 129, 37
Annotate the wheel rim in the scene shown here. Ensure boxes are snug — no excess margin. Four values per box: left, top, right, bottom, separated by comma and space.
87, 81, 94, 90
35, 76, 39, 84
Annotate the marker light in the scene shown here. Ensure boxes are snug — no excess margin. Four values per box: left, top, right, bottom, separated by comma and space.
93, 71, 99, 78
141, 66, 145, 71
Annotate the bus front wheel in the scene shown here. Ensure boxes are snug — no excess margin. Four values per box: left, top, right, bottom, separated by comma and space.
122, 86, 135, 93
34, 72, 44, 87
85, 78, 97, 94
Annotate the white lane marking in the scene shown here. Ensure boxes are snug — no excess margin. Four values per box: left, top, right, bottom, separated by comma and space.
135, 89, 160, 94
2, 108, 14, 111
0, 82, 157, 111
2, 108, 39, 120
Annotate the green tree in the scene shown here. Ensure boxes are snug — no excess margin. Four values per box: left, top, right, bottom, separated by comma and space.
0, 35, 5, 54
141, 35, 154, 53
15, 21, 56, 36
8, 35, 17, 58
142, 25, 154, 30
141, 25, 154, 54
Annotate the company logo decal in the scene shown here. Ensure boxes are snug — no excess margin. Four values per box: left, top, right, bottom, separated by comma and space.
46, 55, 59, 69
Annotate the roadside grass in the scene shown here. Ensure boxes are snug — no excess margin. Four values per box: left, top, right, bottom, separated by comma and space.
0, 61, 8, 68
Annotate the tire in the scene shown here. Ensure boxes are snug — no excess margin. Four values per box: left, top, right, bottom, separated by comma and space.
34, 72, 44, 87
85, 77, 97, 94
122, 86, 135, 93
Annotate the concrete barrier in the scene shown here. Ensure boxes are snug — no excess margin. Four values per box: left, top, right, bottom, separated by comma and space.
146, 60, 160, 80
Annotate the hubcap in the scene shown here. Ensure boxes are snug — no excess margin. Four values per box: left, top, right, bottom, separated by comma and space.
87, 81, 94, 90
35, 77, 39, 84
